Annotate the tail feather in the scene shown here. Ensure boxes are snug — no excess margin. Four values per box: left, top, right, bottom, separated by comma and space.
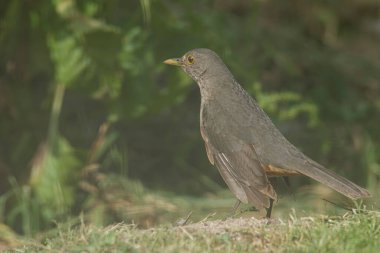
298, 160, 371, 199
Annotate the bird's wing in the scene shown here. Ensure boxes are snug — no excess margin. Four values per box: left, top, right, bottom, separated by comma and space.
201, 120, 276, 209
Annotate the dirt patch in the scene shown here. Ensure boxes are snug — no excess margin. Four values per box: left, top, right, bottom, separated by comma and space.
181, 217, 284, 234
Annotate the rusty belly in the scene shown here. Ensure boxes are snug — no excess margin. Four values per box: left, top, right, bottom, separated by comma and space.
265, 164, 302, 177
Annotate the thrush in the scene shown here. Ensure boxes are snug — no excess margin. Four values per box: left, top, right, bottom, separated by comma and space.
164, 48, 371, 217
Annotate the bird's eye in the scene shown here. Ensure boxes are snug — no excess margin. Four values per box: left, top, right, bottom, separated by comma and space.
187, 55, 195, 64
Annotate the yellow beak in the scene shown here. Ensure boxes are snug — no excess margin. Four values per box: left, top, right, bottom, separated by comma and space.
163, 58, 181, 66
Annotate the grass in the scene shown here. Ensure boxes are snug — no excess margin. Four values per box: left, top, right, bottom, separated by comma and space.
2, 182, 379, 252
6, 210, 380, 253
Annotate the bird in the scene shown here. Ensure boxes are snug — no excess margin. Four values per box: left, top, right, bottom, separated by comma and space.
164, 48, 371, 218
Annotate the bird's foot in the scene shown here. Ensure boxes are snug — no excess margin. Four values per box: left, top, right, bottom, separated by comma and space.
175, 211, 193, 226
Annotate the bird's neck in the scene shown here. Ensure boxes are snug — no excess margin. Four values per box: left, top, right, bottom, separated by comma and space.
197, 73, 236, 102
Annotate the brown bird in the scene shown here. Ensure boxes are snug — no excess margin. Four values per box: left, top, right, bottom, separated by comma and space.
164, 48, 371, 218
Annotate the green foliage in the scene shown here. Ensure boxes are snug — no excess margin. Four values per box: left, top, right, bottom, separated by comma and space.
6, 179, 41, 236
49, 36, 90, 86
363, 135, 380, 195
30, 137, 81, 223
250, 82, 319, 127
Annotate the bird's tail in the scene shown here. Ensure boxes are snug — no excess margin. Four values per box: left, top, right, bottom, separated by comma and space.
298, 159, 371, 199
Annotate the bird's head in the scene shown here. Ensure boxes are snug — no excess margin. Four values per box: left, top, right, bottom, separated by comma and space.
164, 48, 228, 83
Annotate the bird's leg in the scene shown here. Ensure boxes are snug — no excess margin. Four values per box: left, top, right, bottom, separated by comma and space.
231, 199, 241, 214
282, 177, 294, 197
226, 200, 241, 217
282, 176, 290, 188
265, 198, 274, 218
222, 200, 241, 220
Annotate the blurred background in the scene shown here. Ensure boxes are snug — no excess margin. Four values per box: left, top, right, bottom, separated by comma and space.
0, 0, 379, 241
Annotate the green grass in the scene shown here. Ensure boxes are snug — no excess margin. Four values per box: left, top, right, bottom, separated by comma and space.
8, 211, 380, 253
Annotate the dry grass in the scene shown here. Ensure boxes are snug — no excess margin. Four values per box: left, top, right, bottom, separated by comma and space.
7, 210, 380, 253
